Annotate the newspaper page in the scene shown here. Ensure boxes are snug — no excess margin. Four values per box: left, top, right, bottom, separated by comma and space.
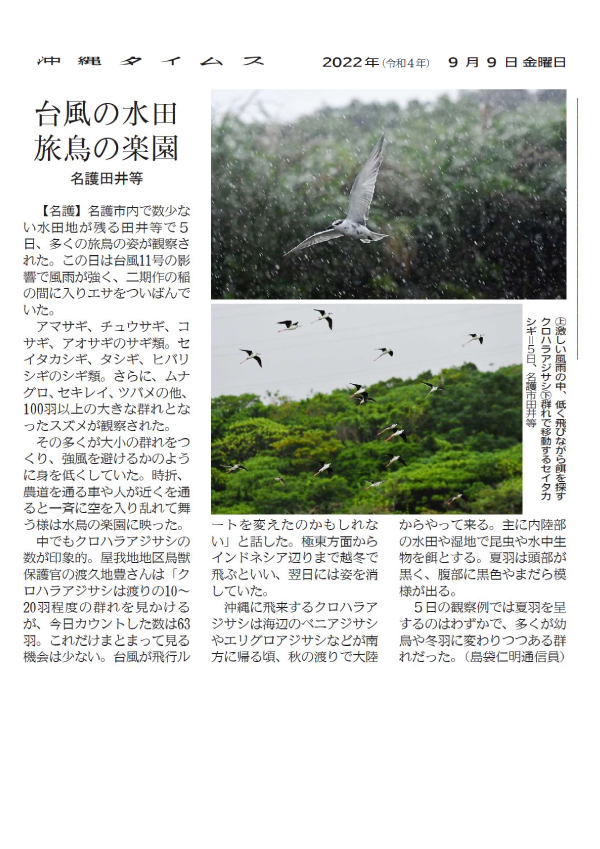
3, 3, 596, 846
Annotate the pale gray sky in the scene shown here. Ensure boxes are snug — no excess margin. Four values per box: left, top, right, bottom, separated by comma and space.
212, 303, 522, 400
211, 89, 460, 124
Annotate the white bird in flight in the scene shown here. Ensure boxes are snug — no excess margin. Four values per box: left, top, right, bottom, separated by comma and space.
240, 349, 262, 368
284, 135, 388, 256
463, 334, 485, 347
314, 462, 333, 477
364, 480, 384, 489
312, 309, 333, 330
445, 493, 464, 506
378, 422, 398, 435
277, 320, 300, 332
385, 454, 407, 469
384, 429, 407, 443
355, 391, 376, 406
384, 428, 407, 443
225, 463, 248, 474
374, 348, 393, 361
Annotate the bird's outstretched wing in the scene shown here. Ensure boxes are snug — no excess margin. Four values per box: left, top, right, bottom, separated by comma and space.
325, 316, 333, 330
284, 229, 343, 256
278, 321, 292, 328
240, 349, 252, 355
254, 356, 263, 368
421, 381, 433, 389
349, 383, 362, 391
347, 134, 385, 225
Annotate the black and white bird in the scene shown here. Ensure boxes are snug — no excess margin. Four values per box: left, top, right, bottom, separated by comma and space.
384, 428, 407, 443
314, 462, 333, 477
378, 422, 398, 436
385, 454, 407, 469
445, 493, 464, 507
312, 309, 333, 330
284, 135, 388, 256
463, 333, 485, 347
355, 391, 376, 406
277, 320, 300, 332
225, 464, 248, 474
421, 373, 444, 396
364, 480, 384, 489
274, 476, 285, 486
240, 349, 262, 368
374, 348, 393, 361
348, 383, 367, 399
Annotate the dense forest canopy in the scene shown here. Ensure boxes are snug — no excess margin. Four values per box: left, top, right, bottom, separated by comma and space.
212, 363, 523, 514
212, 90, 566, 300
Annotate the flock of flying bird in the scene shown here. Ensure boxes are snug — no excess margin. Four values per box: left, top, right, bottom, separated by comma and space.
223, 133, 486, 510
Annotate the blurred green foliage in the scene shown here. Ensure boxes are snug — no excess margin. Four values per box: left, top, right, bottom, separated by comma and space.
212, 363, 523, 514
212, 90, 565, 299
